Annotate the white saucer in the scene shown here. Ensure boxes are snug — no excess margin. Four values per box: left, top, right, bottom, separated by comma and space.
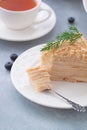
0, 2, 56, 42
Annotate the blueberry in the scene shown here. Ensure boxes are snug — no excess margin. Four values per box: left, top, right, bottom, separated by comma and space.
10, 53, 18, 61
68, 17, 75, 24
4, 62, 13, 71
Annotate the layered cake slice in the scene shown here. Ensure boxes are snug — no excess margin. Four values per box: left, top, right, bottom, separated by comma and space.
27, 26, 87, 92
41, 36, 87, 82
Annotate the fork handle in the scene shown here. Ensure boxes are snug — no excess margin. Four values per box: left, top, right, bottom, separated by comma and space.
50, 89, 86, 112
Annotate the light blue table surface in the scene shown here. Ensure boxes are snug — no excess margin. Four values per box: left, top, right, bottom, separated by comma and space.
0, 0, 87, 130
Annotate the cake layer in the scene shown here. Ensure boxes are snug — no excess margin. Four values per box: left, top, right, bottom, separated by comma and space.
27, 66, 51, 92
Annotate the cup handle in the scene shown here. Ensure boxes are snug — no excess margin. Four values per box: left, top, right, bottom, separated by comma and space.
34, 7, 52, 24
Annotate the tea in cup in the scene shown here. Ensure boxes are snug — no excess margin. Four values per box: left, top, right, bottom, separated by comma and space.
0, 0, 52, 30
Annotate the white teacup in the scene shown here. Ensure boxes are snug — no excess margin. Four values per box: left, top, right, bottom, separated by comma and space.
82, 0, 87, 13
0, 0, 51, 30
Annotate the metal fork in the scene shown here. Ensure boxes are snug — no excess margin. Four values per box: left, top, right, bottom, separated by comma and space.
49, 89, 86, 112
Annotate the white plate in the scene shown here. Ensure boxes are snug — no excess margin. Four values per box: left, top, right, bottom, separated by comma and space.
82, 0, 87, 13
0, 2, 56, 42
11, 44, 87, 109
